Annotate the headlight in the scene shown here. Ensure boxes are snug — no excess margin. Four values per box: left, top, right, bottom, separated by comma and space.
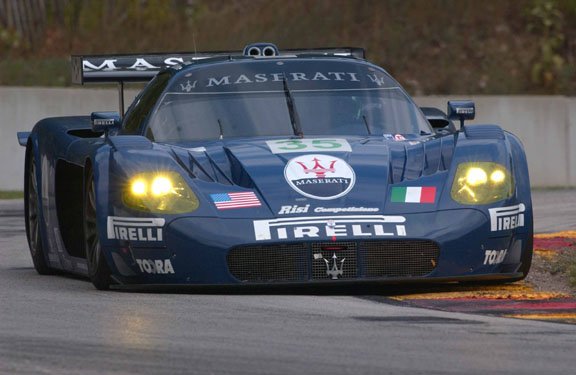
451, 162, 513, 205
123, 171, 199, 213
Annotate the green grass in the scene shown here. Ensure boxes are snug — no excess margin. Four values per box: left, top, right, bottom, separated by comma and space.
0, 191, 24, 199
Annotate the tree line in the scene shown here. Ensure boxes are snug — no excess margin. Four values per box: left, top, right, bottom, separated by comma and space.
0, 0, 195, 49
1, 0, 68, 46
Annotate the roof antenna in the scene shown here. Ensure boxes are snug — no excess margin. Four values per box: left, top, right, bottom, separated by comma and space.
192, 30, 198, 59
118, 81, 125, 118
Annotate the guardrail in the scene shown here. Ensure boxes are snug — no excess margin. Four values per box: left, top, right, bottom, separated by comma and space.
0, 87, 574, 190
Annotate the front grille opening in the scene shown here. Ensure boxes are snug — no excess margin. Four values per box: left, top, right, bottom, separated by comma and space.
227, 243, 307, 283
227, 240, 440, 283
361, 240, 439, 278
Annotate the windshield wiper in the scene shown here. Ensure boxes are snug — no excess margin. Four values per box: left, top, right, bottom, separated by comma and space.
217, 118, 224, 140
282, 75, 304, 138
362, 115, 372, 135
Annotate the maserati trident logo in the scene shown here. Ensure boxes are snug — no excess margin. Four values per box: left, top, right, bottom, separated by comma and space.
284, 154, 355, 200
314, 252, 346, 279
180, 80, 197, 92
324, 253, 345, 279
297, 157, 337, 178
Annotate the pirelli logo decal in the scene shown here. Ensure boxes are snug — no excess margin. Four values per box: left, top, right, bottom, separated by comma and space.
253, 215, 406, 241
488, 204, 525, 232
107, 217, 165, 242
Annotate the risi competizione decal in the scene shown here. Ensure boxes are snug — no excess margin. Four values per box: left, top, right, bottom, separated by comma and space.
277, 205, 379, 215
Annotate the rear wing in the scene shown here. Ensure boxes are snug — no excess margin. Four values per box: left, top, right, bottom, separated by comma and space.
71, 52, 221, 115
71, 52, 216, 84
71, 44, 365, 114
71, 46, 365, 84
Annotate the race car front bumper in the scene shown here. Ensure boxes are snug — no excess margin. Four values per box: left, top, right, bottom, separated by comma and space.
103, 208, 532, 286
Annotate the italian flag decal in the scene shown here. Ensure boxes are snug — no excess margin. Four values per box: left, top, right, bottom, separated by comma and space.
391, 186, 436, 203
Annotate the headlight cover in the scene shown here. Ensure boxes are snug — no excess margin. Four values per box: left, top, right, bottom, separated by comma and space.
450, 162, 514, 205
122, 171, 199, 213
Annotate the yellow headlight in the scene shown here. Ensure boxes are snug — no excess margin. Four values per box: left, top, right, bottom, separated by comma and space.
151, 176, 173, 196
123, 171, 199, 214
490, 170, 506, 184
451, 162, 513, 205
465, 167, 488, 186
131, 179, 147, 196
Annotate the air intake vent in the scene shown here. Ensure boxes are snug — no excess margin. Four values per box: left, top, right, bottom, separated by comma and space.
227, 240, 440, 283
464, 124, 505, 139
242, 43, 279, 57
227, 243, 307, 282
361, 240, 439, 278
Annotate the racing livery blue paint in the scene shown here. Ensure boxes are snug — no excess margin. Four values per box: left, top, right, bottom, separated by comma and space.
18, 43, 533, 290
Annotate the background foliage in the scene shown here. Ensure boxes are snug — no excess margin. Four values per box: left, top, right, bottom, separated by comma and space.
0, 0, 575, 95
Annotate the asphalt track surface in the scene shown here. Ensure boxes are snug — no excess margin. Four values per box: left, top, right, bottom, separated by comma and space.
1, 190, 575, 374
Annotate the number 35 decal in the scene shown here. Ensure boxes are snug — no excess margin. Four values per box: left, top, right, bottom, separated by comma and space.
266, 139, 352, 154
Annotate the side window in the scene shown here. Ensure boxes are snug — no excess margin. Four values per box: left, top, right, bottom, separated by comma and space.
122, 72, 171, 134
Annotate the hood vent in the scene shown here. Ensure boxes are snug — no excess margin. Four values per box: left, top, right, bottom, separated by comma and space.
187, 152, 233, 184
388, 136, 455, 183
167, 147, 234, 184
180, 146, 259, 188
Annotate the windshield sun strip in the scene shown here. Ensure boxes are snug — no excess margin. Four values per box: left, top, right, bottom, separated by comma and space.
160, 87, 404, 98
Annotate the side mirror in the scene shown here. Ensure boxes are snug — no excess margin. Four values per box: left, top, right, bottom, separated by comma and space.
91, 112, 121, 134
420, 107, 456, 134
17, 131, 31, 147
447, 100, 475, 129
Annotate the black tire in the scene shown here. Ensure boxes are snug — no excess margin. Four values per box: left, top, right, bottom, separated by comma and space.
83, 168, 112, 290
25, 151, 53, 275
513, 235, 533, 282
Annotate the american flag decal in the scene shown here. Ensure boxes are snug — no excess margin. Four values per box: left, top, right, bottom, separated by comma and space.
210, 192, 262, 210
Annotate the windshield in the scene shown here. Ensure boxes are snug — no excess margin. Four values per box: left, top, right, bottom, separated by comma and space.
145, 60, 431, 142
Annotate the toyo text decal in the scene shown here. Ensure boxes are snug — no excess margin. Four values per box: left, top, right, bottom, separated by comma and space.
284, 154, 355, 200
135, 258, 175, 274
483, 249, 508, 265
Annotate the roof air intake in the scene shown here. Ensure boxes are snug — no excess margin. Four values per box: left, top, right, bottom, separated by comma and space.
243, 43, 279, 57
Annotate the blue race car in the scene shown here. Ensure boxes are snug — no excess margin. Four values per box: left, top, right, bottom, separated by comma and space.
18, 43, 533, 290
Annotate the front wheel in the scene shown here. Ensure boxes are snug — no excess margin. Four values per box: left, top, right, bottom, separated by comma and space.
83, 168, 112, 290
512, 237, 533, 282
25, 151, 52, 275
